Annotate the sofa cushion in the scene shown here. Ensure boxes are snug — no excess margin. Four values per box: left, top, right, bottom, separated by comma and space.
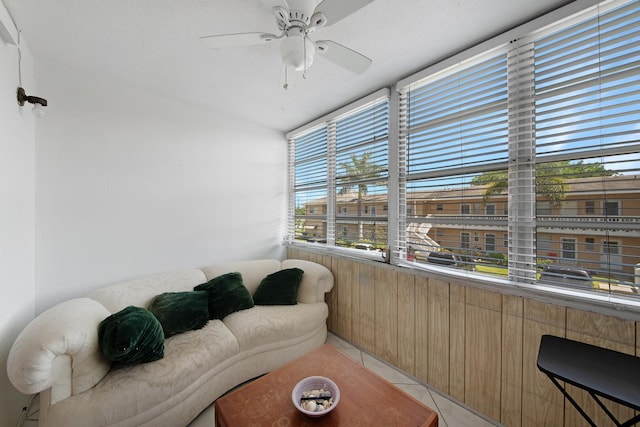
148, 291, 209, 337
194, 272, 254, 320
253, 268, 304, 305
98, 306, 164, 364
222, 303, 328, 351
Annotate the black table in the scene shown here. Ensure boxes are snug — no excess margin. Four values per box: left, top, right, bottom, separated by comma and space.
537, 334, 640, 427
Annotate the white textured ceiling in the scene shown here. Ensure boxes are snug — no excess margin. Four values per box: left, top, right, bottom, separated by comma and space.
4, 0, 570, 131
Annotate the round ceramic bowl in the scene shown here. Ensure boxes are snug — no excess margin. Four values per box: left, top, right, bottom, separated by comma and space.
291, 375, 340, 417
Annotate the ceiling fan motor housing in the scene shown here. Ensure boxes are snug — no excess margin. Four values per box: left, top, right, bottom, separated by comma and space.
286, 0, 320, 24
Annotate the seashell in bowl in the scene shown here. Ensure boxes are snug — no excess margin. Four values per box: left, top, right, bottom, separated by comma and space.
291, 376, 340, 417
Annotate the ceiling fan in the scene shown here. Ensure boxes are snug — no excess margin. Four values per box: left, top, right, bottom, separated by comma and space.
200, 0, 375, 75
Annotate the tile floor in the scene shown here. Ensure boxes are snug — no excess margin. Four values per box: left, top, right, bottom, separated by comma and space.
190, 333, 502, 427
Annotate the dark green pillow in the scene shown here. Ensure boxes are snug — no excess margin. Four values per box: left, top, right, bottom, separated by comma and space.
148, 291, 209, 338
253, 268, 304, 305
98, 306, 164, 364
194, 272, 254, 319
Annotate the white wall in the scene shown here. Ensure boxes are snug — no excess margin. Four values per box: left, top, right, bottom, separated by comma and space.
0, 34, 36, 424
34, 62, 287, 312
1, 20, 286, 424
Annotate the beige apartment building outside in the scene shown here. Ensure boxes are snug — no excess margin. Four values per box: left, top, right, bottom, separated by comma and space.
298, 175, 640, 281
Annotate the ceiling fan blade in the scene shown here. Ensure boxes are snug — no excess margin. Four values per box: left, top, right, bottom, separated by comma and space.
314, 0, 375, 26
315, 40, 372, 74
199, 33, 277, 49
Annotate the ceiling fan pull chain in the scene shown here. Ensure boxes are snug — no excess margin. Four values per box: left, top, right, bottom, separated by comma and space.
283, 66, 289, 90
303, 35, 308, 79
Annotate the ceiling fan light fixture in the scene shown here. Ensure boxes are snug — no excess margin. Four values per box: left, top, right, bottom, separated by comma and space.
280, 33, 315, 71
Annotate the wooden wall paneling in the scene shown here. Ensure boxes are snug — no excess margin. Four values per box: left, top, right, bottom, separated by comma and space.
427, 278, 450, 393
501, 295, 524, 427
290, 252, 640, 426
328, 256, 339, 332
324, 255, 338, 331
521, 300, 566, 427
335, 258, 355, 341
414, 275, 430, 384
374, 266, 398, 365
397, 271, 416, 375
464, 287, 503, 421
564, 309, 636, 427
358, 263, 375, 353
449, 283, 466, 402
637, 321, 640, 357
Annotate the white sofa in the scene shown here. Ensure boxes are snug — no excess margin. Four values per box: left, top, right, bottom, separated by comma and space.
7, 259, 334, 427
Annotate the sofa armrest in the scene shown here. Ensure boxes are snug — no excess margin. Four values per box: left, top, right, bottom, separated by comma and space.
7, 298, 112, 403
282, 259, 334, 304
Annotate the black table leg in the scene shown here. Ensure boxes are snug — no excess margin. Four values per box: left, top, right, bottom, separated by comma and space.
547, 374, 597, 427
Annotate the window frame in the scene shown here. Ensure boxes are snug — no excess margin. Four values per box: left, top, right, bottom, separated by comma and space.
287, 89, 390, 261
286, 0, 640, 313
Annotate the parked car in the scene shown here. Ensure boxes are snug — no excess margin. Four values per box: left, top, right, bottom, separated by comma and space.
539, 265, 594, 288
354, 243, 377, 251
426, 252, 463, 267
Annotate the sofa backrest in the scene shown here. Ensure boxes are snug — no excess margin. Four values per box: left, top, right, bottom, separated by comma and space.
87, 269, 207, 313
200, 259, 282, 296
87, 259, 334, 313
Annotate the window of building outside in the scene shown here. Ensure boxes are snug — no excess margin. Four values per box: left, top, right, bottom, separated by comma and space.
288, 0, 640, 304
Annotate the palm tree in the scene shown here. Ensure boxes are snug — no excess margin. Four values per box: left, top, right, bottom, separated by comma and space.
338, 152, 385, 241
471, 160, 614, 208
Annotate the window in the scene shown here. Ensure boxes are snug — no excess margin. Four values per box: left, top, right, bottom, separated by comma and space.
603, 201, 620, 216
399, 46, 509, 274
289, 0, 640, 302
486, 234, 497, 252
288, 91, 389, 254
290, 126, 327, 243
561, 238, 577, 261
461, 232, 470, 249
537, 201, 552, 216
533, 0, 640, 286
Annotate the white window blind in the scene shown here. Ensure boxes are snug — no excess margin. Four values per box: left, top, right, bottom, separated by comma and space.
532, 0, 640, 294
288, 92, 389, 254
290, 125, 328, 244
335, 99, 389, 249
399, 51, 509, 273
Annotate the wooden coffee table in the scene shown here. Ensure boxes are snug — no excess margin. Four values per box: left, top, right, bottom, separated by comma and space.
215, 344, 438, 426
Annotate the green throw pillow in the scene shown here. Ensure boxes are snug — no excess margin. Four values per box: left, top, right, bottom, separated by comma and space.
148, 291, 209, 338
253, 268, 304, 305
194, 272, 254, 319
98, 306, 164, 364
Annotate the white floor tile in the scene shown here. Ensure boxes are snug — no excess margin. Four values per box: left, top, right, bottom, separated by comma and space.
325, 333, 355, 350
361, 352, 419, 385
430, 390, 500, 427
